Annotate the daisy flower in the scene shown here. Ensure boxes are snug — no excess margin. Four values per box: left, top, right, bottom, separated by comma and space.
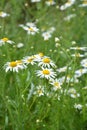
34, 53, 44, 61
64, 14, 76, 21
33, 85, 45, 97
31, 0, 41, 2
49, 79, 62, 91
0, 11, 10, 17
60, 0, 75, 10
71, 53, 85, 57
68, 88, 80, 98
36, 67, 56, 80
42, 31, 52, 41
74, 68, 87, 77
19, 23, 39, 35
70, 46, 87, 51
74, 103, 82, 110
38, 56, 56, 68
23, 55, 36, 65
4, 60, 26, 72
0, 37, 14, 46
79, 1, 87, 7
45, 0, 56, 6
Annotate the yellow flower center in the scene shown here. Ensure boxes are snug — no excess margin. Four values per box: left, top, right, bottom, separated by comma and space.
49, 0, 53, 3
37, 90, 43, 94
2, 38, 8, 42
75, 53, 80, 57
27, 57, 34, 63
28, 27, 34, 32
42, 69, 50, 75
43, 58, 50, 63
10, 61, 17, 67
67, 0, 71, 4
54, 82, 60, 87
39, 53, 44, 57
83, 1, 87, 4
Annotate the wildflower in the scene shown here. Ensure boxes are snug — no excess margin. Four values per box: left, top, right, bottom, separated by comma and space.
49, 79, 62, 91
34, 53, 44, 61
55, 37, 60, 42
45, 0, 56, 6
36, 67, 56, 80
33, 85, 45, 97
19, 23, 39, 35
81, 58, 87, 68
17, 43, 24, 48
74, 103, 82, 110
79, 1, 87, 7
4, 60, 26, 72
71, 53, 85, 57
42, 31, 52, 41
70, 46, 87, 51
68, 88, 80, 98
64, 14, 76, 21
31, 0, 41, 2
0, 37, 14, 46
57, 66, 71, 73
74, 68, 87, 77
38, 56, 56, 68
60, 0, 75, 10
0, 11, 10, 17
23, 55, 36, 65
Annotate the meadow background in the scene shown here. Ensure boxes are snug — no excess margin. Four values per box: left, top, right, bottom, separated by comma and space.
0, 0, 87, 130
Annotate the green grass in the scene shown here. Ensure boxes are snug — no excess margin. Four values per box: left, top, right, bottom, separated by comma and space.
0, 0, 87, 130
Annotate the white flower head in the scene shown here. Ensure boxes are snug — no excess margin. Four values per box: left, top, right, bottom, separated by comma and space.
4, 60, 26, 72
0, 37, 15, 46
0, 11, 10, 17
23, 55, 36, 65
45, 0, 56, 6
33, 85, 45, 97
31, 0, 41, 2
38, 56, 56, 68
49, 79, 62, 91
42, 31, 52, 41
36, 67, 56, 80
60, 0, 75, 10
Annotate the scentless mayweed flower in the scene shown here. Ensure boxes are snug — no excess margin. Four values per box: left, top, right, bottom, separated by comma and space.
74, 68, 87, 78
4, 60, 26, 72
79, 1, 87, 7
19, 22, 39, 35
33, 85, 45, 97
45, 0, 56, 6
36, 67, 56, 80
31, 0, 41, 2
64, 14, 76, 21
74, 103, 83, 110
17, 43, 24, 48
68, 88, 80, 98
0, 37, 15, 46
38, 56, 56, 68
23, 55, 36, 65
70, 46, 87, 51
49, 79, 62, 91
42, 31, 52, 41
60, 0, 75, 10
0, 11, 10, 17
71, 53, 85, 58
80, 58, 87, 68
